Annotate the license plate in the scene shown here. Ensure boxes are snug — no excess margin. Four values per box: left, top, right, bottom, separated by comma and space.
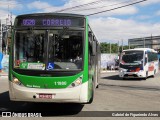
39, 94, 53, 99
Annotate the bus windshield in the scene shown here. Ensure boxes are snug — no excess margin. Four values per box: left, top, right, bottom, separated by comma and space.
121, 51, 143, 65
14, 29, 84, 70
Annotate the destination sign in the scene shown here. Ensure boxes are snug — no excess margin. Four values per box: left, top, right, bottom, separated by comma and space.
22, 19, 72, 26
15, 16, 84, 27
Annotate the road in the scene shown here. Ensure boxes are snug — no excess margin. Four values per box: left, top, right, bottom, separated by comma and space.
0, 71, 160, 118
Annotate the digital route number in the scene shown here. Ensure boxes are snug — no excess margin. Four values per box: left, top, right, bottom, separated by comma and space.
22, 19, 72, 26
23, 19, 35, 26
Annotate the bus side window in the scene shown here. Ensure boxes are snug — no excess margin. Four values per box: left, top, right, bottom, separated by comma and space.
88, 32, 96, 56
145, 57, 147, 65
145, 53, 147, 65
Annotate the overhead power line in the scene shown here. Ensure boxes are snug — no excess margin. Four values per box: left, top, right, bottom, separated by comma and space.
87, 0, 147, 16
14, 0, 108, 15
2, 0, 147, 17
54, 0, 106, 13
71, 0, 134, 12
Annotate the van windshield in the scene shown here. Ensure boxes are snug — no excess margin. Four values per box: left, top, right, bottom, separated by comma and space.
121, 51, 143, 65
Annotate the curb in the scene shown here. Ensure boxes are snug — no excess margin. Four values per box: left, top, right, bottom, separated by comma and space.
0, 72, 8, 77
101, 70, 118, 73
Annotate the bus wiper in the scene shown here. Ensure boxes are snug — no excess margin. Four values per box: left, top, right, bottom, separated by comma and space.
58, 27, 69, 39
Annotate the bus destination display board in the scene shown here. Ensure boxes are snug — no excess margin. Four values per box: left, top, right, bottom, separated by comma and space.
15, 16, 84, 27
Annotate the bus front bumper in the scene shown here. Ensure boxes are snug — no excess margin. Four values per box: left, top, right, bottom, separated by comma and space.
119, 69, 146, 78
9, 81, 88, 103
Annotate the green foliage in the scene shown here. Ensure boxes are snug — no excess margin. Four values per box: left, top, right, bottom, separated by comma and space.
100, 42, 134, 53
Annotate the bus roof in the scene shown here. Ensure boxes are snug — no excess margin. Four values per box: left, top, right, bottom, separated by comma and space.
123, 48, 157, 52
16, 13, 86, 19
14, 13, 87, 28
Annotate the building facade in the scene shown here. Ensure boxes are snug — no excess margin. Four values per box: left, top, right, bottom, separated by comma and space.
128, 35, 160, 50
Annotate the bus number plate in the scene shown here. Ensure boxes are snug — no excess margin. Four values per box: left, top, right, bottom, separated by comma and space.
39, 94, 53, 99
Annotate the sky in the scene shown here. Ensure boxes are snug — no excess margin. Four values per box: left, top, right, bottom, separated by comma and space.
0, 0, 160, 45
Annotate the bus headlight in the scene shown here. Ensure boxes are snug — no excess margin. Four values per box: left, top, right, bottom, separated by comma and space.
119, 68, 123, 73
68, 75, 83, 88
12, 77, 24, 86
119, 68, 127, 73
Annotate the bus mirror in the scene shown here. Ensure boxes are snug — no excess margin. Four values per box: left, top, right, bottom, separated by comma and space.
89, 31, 92, 37
89, 32, 92, 44
91, 41, 96, 56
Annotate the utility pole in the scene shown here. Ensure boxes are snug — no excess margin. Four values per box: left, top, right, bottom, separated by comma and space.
121, 39, 123, 51
10, 12, 12, 26
117, 40, 119, 53
110, 43, 111, 54
143, 37, 145, 48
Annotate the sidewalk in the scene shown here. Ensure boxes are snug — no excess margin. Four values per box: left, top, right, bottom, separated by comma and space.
0, 71, 8, 77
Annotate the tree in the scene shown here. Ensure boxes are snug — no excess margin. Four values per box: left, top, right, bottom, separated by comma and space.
100, 42, 132, 53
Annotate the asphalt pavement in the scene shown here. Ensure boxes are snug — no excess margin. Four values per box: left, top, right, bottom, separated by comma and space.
0, 70, 160, 119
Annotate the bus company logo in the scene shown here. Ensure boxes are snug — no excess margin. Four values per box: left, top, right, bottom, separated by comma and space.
20, 62, 28, 69
148, 63, 154, 71
2, 112, 11, 117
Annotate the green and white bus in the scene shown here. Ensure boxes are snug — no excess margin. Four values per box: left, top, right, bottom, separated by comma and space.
9, 13, 101, 103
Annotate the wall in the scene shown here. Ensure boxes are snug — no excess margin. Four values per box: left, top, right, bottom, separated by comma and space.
101, 53, 118, 69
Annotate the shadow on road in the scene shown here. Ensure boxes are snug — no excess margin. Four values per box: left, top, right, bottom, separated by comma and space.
0, 91, 84, 117
101, 74, 152, 81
